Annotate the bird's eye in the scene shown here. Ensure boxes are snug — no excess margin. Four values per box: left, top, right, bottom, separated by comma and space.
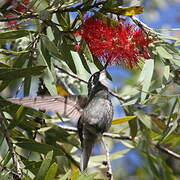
87, 72, 100, 92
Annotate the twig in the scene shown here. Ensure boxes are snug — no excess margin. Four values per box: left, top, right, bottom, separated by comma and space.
0, 113, 22, 179
156, 145, 180, 160
109, 91, 125, 102
130, 16, 152, 32
0, 12, 38, 22
54, 65, 87, 84
101, 137, 114, 180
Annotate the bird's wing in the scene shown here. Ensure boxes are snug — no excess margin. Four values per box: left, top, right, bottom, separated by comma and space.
8, 95, 88, 120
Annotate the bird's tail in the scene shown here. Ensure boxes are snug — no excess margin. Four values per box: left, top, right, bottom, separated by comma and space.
80, 139, 94, 171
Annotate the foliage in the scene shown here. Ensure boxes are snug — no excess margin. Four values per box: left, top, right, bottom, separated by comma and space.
0, 0, 179, 179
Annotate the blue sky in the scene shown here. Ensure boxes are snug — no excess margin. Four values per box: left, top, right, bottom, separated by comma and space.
142, 1, 180, 29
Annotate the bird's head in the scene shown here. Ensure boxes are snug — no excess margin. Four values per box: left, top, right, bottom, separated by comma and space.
87, 69, 108, 96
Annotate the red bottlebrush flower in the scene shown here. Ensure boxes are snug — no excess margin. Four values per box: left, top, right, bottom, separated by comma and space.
5, 14, 18, 29
4, 0, 30, 29
16, 0, 29, 12
76, 17, 152, 68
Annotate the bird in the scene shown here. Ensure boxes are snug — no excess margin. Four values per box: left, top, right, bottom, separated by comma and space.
7, 69, 113, 171
77, 69, 113, 171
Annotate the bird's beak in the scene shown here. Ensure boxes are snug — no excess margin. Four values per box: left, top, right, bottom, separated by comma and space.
99, 70, 108, 87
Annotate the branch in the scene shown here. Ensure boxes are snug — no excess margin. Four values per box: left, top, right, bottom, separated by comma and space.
156, 145, 180, 160
130, 16, 153, 32
101, 137, 114, 180
0, 165, 22, 179
54, 64, 125, 102
0, 1, 106, 22
0, 114, 22, 179
58, 125, 180, 160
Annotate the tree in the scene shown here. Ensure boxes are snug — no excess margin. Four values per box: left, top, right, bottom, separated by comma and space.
0, 0, 179, 179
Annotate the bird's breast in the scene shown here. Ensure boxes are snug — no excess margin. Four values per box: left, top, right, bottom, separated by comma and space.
81, 97, 113, 133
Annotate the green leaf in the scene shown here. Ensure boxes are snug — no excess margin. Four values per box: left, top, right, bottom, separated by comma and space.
103, 0, 123, 9
171, 58, 180, 66
44, 162, 58, 180
13, 53, 29, 68
1, 152, 11, 167
38, 47, 58, 96
135, 110, 152, 129
8, 105, 25, 129
16, 138, 64, 155
156, 46, 173, 59
112, 116, 137, 125
81, 40, 94, 63
0, 30, 35, 40
56, 12, 70, 31
0, 62, 10, 68
36, 151, 53, 180
78, 172, 98, 180
129, 118, 138, 139
71, 51, 90, 79
138, 59, 154, 101
24, 60, 32, 96
78, 53, 91, 74
41, 35, 62, 60
22, 159, 42, 175
59, 170, 71, 180
105, 6, 144, 16
0, 66, 46, 81
0, 81, 10, 92
59, 42, 77, 74
44, 125, 79, 148
163, 65, 170, 81
161, 119, 179, 144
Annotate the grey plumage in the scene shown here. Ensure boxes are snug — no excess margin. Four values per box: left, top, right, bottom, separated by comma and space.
77, 70, 113, 171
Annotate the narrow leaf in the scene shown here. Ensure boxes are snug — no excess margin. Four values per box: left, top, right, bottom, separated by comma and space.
138, 59, 154, 101
107, 6, 144, 16
36, 151, 53, 180
112, 116, 137, 125
59, 170, 71, 180
129, 118, 137, 139
0, 30, 34, 40
44, 162, 58, 180
156, 46, 173, 59
41, 35, 62, 59
0, 66, 46, 81
135, 111, 152, 129
8, 105, 25, 129
70, 163, 80, 180
16, 138, 64, 155
38, 48, 58, 96
24, 60, 32, 96
59, 43, 77, 74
